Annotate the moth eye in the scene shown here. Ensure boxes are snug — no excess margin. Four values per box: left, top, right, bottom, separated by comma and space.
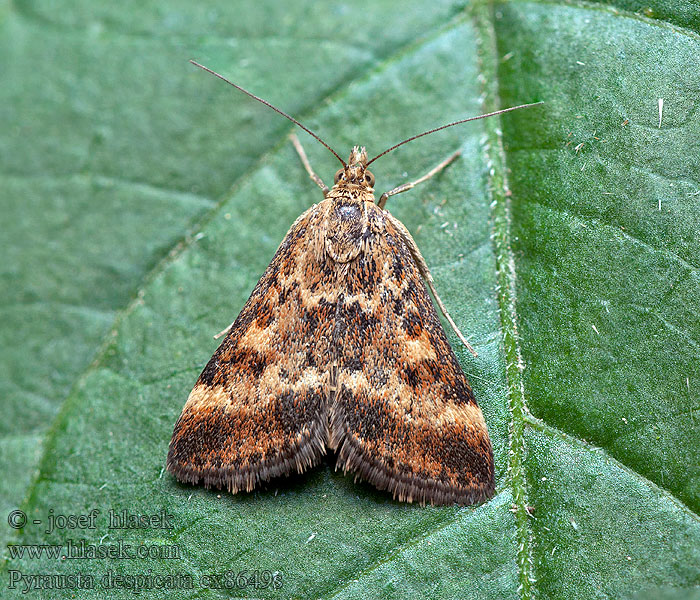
334, 169, 344, 184
365, 171, 375, 186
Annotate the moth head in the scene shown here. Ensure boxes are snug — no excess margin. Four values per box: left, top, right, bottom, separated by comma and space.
334, 146, 375, 188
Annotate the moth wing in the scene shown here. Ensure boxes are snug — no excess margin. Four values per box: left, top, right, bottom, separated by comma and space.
329, 207, 494, 505
167, 204, 336, 493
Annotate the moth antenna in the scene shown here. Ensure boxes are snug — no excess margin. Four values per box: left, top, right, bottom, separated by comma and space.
366, 101, 543, 166
189, 60, 347, 167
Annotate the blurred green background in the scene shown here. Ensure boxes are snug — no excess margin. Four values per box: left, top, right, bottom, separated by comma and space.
1, 1, 699, 598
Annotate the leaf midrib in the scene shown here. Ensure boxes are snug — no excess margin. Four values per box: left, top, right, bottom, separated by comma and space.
470, 1, 535, 596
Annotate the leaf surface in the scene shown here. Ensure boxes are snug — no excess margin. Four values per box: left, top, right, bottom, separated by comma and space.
1, 1, 698, 598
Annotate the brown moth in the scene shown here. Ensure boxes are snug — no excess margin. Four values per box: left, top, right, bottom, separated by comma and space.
167, 61, 540, 505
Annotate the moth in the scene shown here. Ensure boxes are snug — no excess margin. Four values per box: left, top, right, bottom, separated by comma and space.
167, 61, 540, 505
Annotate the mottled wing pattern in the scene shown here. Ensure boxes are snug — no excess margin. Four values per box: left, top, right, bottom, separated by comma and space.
329, 203, 494, 505
167, 204, 337, 493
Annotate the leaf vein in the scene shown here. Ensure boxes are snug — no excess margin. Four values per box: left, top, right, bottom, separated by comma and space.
524, 414, 700, 521
472, 2, 536, 597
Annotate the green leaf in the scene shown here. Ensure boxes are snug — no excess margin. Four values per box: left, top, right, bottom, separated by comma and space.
2, 1, 698, 599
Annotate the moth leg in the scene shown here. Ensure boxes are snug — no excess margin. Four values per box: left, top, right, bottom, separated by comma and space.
378, 149, 461, 209
386, 212, 478, 357
423, 270, 478, 357
213, 321, 235, 340
290, 133, 330, 197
